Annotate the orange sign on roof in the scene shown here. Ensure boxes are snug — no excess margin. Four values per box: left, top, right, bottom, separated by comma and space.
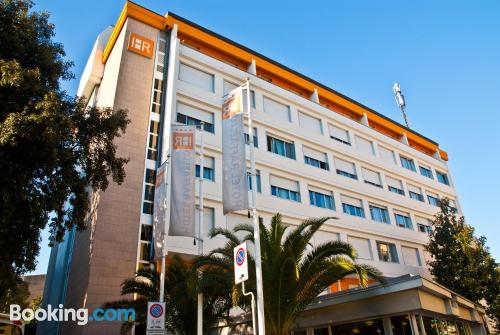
127, 32, 154, 58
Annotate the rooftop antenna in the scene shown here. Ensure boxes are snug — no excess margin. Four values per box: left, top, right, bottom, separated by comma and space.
393, 83, 410, 128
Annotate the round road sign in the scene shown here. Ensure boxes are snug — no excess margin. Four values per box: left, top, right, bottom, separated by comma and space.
236, 248, 245, 266
149, 303, 164, 318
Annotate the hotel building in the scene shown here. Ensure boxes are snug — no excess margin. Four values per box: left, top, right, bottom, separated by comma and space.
39, 2, 489, 335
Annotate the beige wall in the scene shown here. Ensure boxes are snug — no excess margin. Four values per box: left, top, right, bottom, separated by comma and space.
63, 17, 158, 335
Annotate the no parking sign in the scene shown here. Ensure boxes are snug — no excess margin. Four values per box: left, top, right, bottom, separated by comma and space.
234, 241, 249, 284
147, 302, 165, 335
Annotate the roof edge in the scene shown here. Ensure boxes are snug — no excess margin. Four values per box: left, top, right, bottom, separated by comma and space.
101, 1, 449, 161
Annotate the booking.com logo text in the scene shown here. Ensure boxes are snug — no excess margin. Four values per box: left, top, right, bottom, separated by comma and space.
10, 304, 135, 325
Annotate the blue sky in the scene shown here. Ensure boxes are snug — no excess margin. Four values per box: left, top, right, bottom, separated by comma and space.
30, 0, 500, 274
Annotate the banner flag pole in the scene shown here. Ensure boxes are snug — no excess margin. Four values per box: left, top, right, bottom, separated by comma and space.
246, 78, 266, 335
197, 123, 205, 335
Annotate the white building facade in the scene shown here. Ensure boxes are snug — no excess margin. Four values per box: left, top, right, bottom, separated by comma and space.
40, 2, 487, 335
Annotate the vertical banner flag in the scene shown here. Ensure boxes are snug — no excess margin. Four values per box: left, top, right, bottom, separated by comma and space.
222, 86, 249, 214
169, 125, 196, 237
152, 161, 168, 260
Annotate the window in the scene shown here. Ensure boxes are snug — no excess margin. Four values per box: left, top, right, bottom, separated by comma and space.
223, 81, 256, 108
347, 236, 372, 260
309, 187, 335, 210
247, 170, 262, 193
419, 165, 434, 179
313, 328, 329, 335
341, 195, 364, 217
270, 175, 300, 202
415, 216, 432, 235
377, 242, 398, 263
332, 318, 385, 335
379, 146, 396, 164
196, 156, 215, 181
329, 124, 351, 145
391, 315, 413, 335
178, 63, 214, 92
370, 204, 390, 224
147, 120, 160, 161
298, 111, 323, 134
263, 97, 290, 121
142, 169, 155, 214
402, 246, 422, 266
362, 167, 382, 188
386, 176, 405, 195
303, 147, 329, 170
176, 102, 214, 133
151, 79, 163, 114
394, 211, 412, 229
267, 135, 296, 159
195, 207, 215, 237
449, 199, 458, 213
427, 192, 440, 206
155, 39, 166, 73
436, 171, 450, 185
418, 222, 433, 234
356, 136, 375, 156
140, 224, 153, 241
139, 241, 151, 262
400, 155, 416, 172
335, 157, 357, 179
244, 127, 258, 147
407, 184, 424, 202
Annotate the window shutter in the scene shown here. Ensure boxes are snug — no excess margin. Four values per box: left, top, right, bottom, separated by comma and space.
196, 156, 214, 169
362, 168, 381, 185
334, 158, 356, 174
341, 195, 362, 207
177, 102, 214, 124
402, 246, 421, 266
303, 146, 327, 162
386, 176, 403, 189
379, 146, 396, 164
269, 175, 299, 191
223, 80, 238, 95
263, 97, 290, 121
356, 136, 374, 155
308, 185, 331, 195
298, 111, 323, 134
179, 63, 214, 92
329, 125, 350, 143
347, 236, 372, 260
407, 184, 422, 195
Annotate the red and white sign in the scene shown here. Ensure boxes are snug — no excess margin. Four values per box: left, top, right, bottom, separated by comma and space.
234, 241, 249, 284
147, 302, 165, 334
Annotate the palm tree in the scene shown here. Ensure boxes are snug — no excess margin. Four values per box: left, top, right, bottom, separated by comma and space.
196, 213, 383, 335
104, 255, 231, 334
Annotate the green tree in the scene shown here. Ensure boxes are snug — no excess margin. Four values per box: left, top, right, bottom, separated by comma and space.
196, 214, 383, 335
426, 199, 500, 332
104, 256, 232, 335
0, 278, 29, 312
0, 0, 130, 301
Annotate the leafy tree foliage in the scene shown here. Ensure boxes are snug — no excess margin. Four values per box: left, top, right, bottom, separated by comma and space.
427, 199, 500, 332
0, 0, 130, 301
196, 214, 383, 335
104, 256, 232, 335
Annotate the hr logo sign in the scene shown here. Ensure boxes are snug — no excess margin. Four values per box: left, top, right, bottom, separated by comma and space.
173, 131, 194, 150
128, 33, 154, 58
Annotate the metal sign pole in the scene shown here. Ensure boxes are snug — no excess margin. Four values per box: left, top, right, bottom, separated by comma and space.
242, 281, 257, 334
245, 79, 266, 335
197, 123, 205, 335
